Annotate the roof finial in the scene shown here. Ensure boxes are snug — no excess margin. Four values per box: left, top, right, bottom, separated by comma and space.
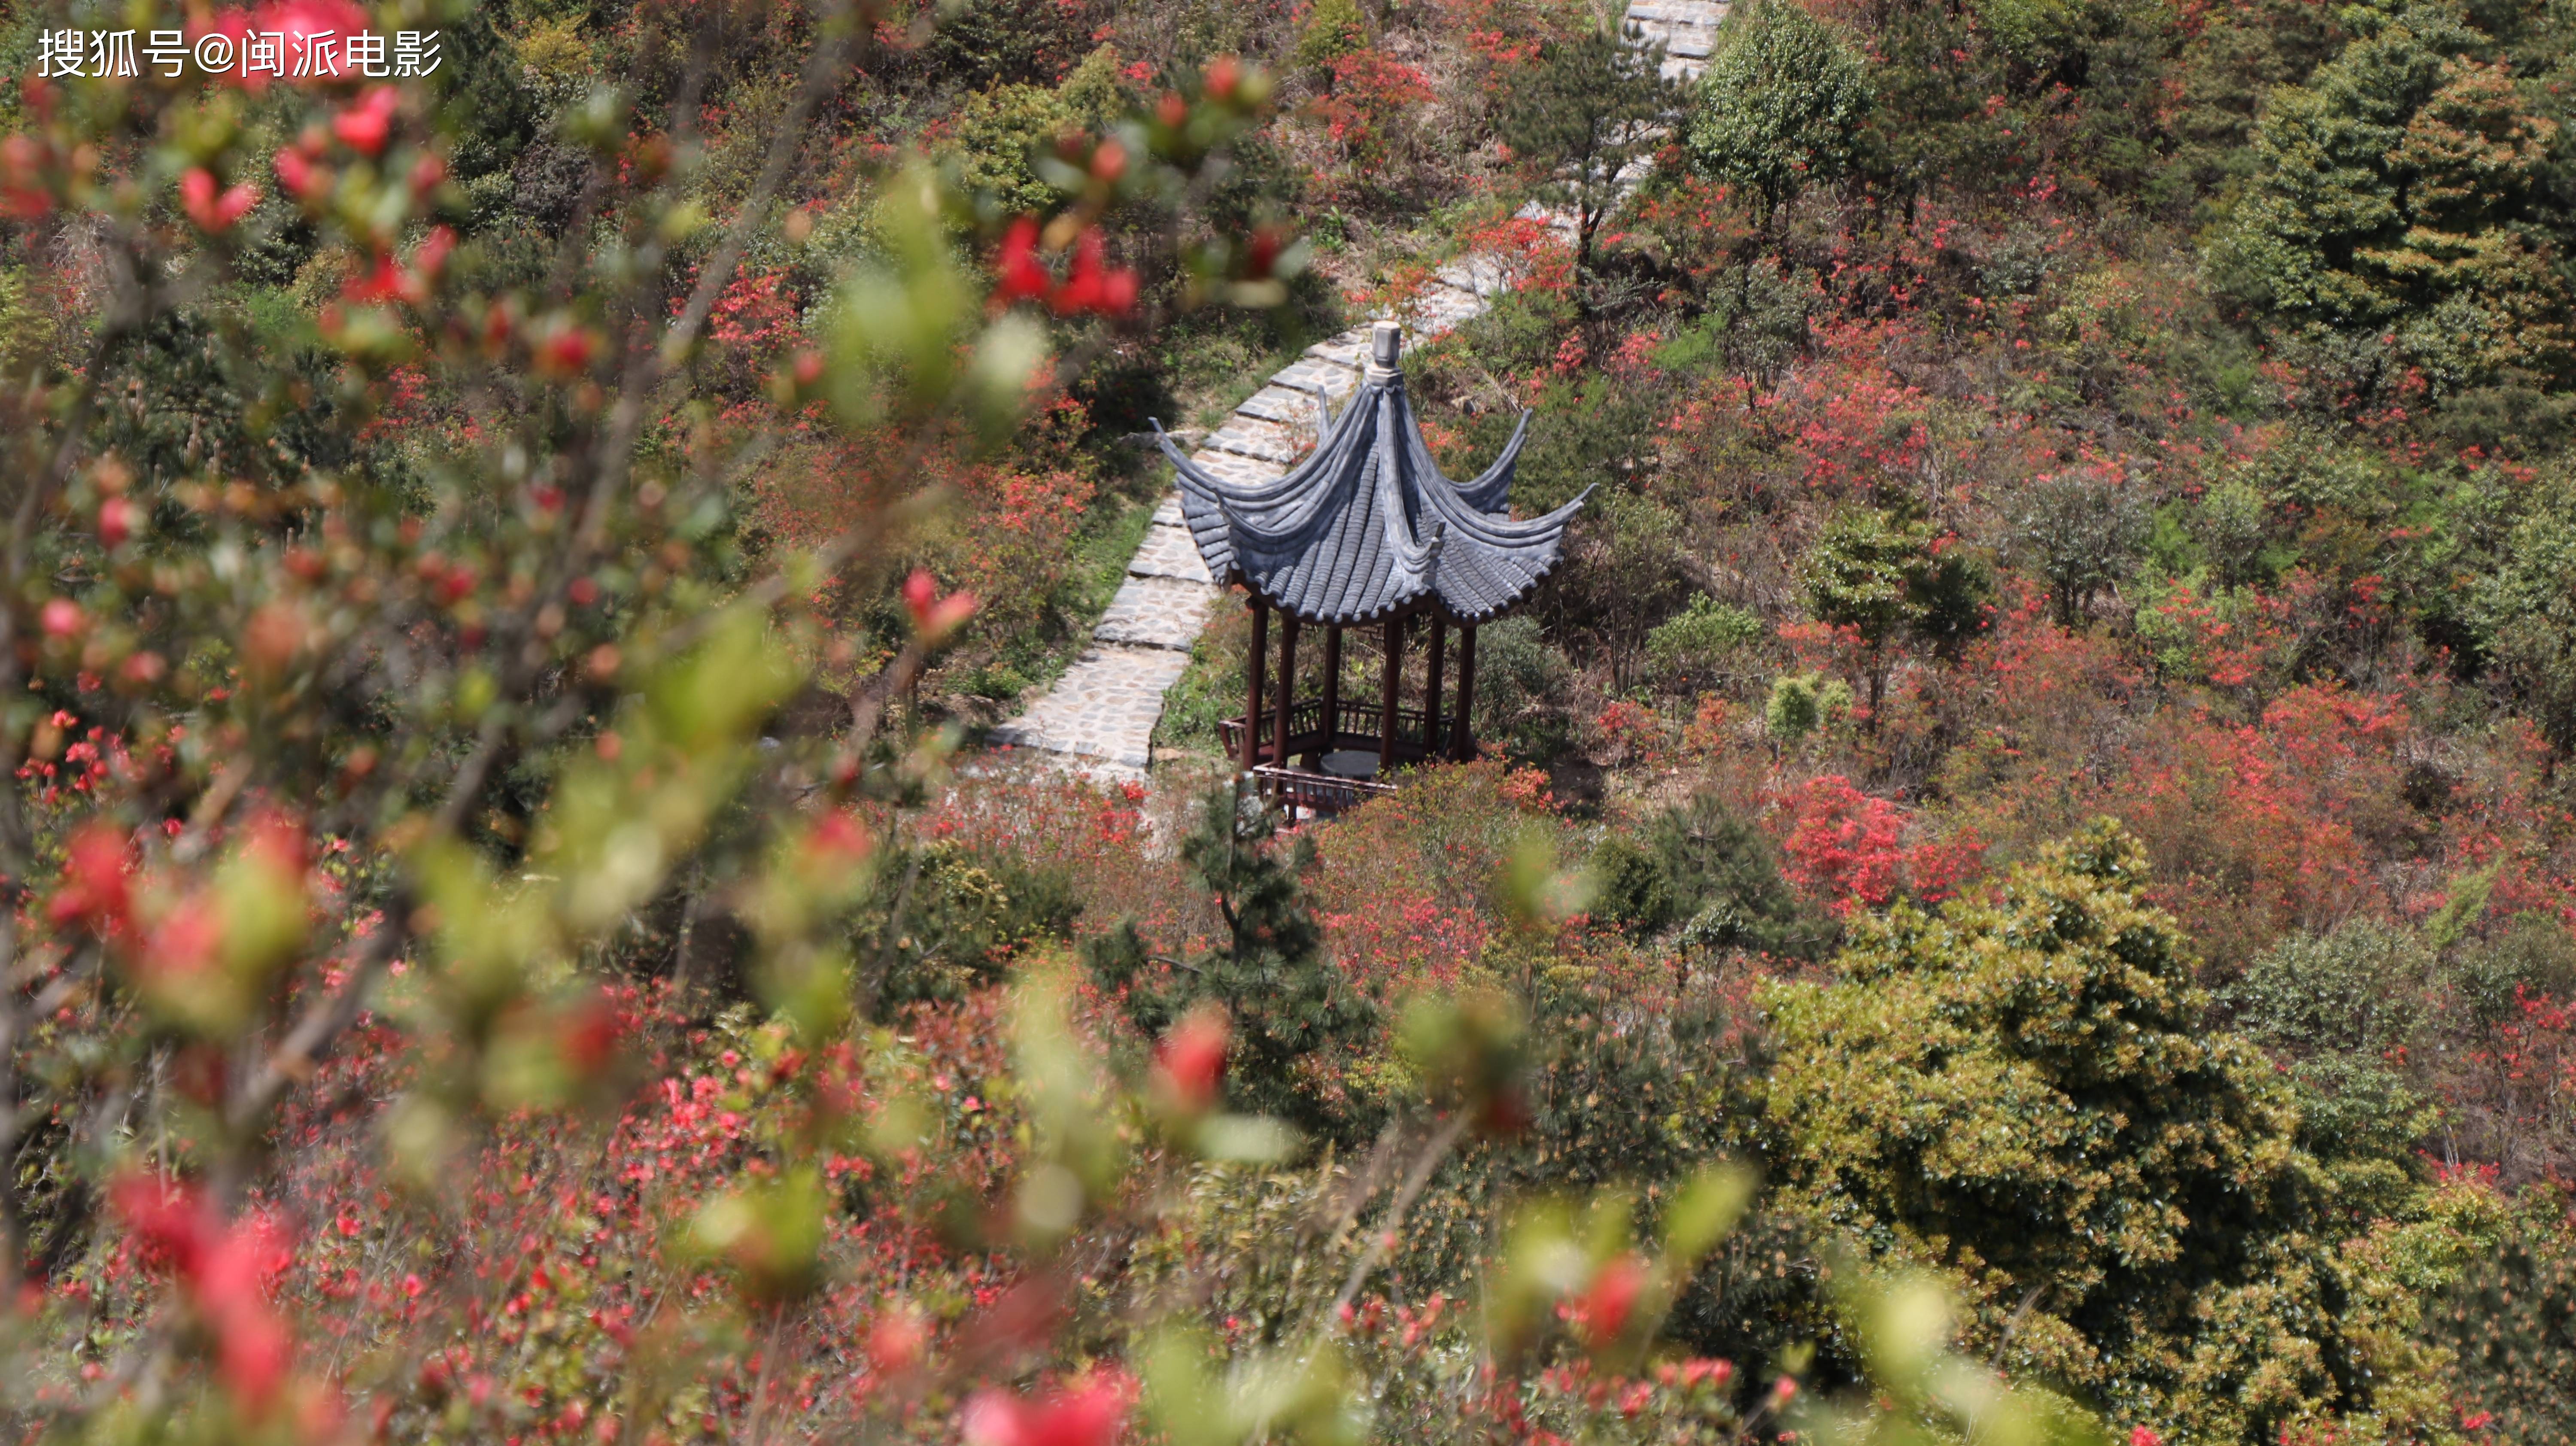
1367, 320, 1403, 382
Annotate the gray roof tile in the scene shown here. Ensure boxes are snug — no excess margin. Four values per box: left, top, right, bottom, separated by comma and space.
1151, 334, 1587, 626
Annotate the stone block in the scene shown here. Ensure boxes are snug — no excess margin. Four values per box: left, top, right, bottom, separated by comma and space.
1236, 385, 1330, 431
1092, 574, 1220, 651
1203, 415, 1305, 465
989, 644, 1196, 771
1128, 523, 1215, 583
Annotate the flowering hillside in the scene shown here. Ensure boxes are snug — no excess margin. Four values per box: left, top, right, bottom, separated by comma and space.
3, 0, 2576, 1442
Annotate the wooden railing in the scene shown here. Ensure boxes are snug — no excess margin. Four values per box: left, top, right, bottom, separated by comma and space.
1218, 699, 1441, 767
1252, 765, 1398, 815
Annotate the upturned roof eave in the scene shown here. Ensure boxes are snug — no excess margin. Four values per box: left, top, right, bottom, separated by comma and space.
1159, 328, 1586, 631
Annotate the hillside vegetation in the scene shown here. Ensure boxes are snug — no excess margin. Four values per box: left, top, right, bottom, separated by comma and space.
4, 0, 2576, 1441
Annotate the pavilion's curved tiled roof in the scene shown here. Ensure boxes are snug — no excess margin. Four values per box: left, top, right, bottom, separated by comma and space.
1151, 325, 1588, 626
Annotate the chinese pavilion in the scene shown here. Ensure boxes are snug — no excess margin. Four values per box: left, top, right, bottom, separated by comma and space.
1155, 321, 1589, 813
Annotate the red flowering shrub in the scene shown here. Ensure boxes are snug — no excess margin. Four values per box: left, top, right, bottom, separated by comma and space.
1310, 51, 1437, 199
1774, 774, 1983, 915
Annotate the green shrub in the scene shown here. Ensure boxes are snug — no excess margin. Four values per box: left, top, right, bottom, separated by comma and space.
1686, 0, 1874, 219
2008, 474, 2150, 627
1475, 616, 1578, 762
1294, 0, 1367, 71
2450, 911, 2576, 1029
1762, 822, 2351, 1435
0, 267, 58, 380
1592, 792, 1825, 957
942, 83, 1078, 216
1645, 594, 1765, 688
2426, 1227, 2576, 1440
1764, 671, 1851, 743
2227, 918, 2430, 1055
2474, 478, 2576, 759
2287, 1054, 2437, 1224
857, 839, 1081, 1009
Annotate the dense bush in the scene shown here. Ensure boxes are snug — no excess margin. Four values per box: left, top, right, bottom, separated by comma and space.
2427, 1226, 2576, 1439
1590, 792, 1825, 957
1686, 0, 1872, 222
2227, 918, 2432, 1056
1763, 823, 2351, 1436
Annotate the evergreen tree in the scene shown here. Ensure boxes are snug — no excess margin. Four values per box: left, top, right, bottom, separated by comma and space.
2210, 4, 2576, 391
1495, 20, 1685, 295
1762, 823, 2355, 1437
1686, 0, 1873, 226
1087, 783, 1376, 1130
1590, 791, 1826, 958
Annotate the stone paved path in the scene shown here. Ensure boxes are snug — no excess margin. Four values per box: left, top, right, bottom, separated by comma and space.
987, 0, 1722, 787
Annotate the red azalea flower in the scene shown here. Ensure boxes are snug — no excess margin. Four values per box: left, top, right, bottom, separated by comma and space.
1577, 1253, 1646, 1348
901, 569, 978, 643
1204, 55, 1241, 102
963, 1379, 1128, 1446
179, 168, 259, 234
47, 823, 131, 930
272, 146, 328, 203
995, 216, 1050, 301
1153, 1008, 1228, 1112
333, 86, 398, 157
343, 253, 409, 304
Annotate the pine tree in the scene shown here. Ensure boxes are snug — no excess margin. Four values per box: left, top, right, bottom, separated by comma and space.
1087, 783, 1376, 1129
1495, 20, 1684, 295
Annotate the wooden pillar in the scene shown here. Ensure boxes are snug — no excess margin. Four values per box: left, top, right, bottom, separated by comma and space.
1449, 623, 1477, 761
1377, 613, 1405, 775
1243, 597, 1268, 776
1424, 614, 1446, 755
1273, 614, 1300, 781
1315, 626, 1343, 764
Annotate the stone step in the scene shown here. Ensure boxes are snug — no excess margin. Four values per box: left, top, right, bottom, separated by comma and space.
1267, 355, 1363, 404
1203, 415, 1306, 465
1152, 491, 1185, 526
1128, 522, 1214, 583
1185, 447, 1287, 488
1629, 19, 1716, 57
1303, 326, 1376, 368
1235, 384, 1330, 430
1092, 574, 1221, 651
1625, 0, 1727, 23
990, 643, 1196, 772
